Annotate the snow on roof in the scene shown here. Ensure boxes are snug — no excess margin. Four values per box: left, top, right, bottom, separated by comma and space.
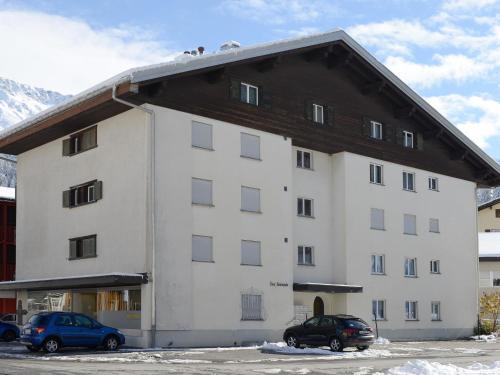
1, 28, 499, 176
0, 187, 15, 200
479, 232, 500, 257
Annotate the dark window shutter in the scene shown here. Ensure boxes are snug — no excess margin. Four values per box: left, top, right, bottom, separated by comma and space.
82, 127, 97, 150
94, 181, 103, 201
62, 139, 70, 156
260, 87, 271, 109
304, 100, 313, 121
322, 105, 329, 125
83, 237, 96, 257
69, 240, 77, 259
62, 190, 70, 208
362, 117, 371, 137
327, 106, 335, 126
230, 79, 241, 100
395, 128, 404, 145
384, 124, 394, 142
416, 132, 424, 150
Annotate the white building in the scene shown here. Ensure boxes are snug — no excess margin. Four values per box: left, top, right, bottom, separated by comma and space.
0, 30, 498, 347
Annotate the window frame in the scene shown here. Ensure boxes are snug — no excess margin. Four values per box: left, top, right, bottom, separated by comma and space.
241, 294, 263, 321
241, 240, 262, 266
66, 180, 101, 208
402, 171, 416, 192
403, 131, 414, 148
370, 208, 385, 231
191, 177, 214, 206
428, 177, 439, 191
296, 150, 313, 170
192, 235, 214, 263
297, 197, 314, 218
404, 257, 417, 277
64, 126, 98, 156
370, 163, 383, 185
312, 103, 324, 124
405, 300, 418, 321
369, 121, 383, 140
241, 186, 261, 213
404, 213, 417, 235
191, 121, 214, 150
240, 82, 259, 106
240, 132, 261, 160
430, 259, 441, 274
371, 254, 385, 275
431, 301, 441, 321
372, 300, 386, 321
298, 245, 314, 266
68, 234, 97, 261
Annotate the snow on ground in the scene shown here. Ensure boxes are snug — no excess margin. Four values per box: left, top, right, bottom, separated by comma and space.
253, 369, 311, 374
374, 360, 500, 374
471, 334, 497, 342
373, 337, 391, 345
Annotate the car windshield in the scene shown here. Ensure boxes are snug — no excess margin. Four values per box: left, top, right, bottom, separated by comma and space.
28, 314, 50, 326
303, 316, 322, 328
342, 319, 368, 329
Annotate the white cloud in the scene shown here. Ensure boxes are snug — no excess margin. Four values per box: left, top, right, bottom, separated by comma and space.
426, 94, 500, 149
0, 10, 179, 94
385, 54, 491, 88
442, 0, 498, 11
220, 0, 340, 25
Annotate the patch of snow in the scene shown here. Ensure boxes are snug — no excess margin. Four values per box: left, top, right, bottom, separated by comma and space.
373, 337, 391, 345
354, 367, 374, 375
391, 347, 424, 352
471, 334, 497, 342
254, 370, 311, 374
453, 348, 483, 354
374, 359, 500, 374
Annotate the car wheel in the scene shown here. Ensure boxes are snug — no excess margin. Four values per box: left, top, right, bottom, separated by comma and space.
2, 330, 16, 342
43, 338, 60, 353
104, 335, 119, 351
285, 334, 300, 348
329, 337, 343, 352
26, 345, 39, 352
356, 345, 369, 351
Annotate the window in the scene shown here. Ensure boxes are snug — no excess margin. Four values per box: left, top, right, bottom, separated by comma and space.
74, 314, 93, 328
403, 131, 414, 148
370, 208, 385, 230
371, 255, 385, 274
192, 178, 213, 206
429, 218, 440, 233
313, 104, 324, 124
297, 198, 314, 217
192, 121, 213, 150
372, 300, 386, 320
63, 180, 102, 208
404, 258, 417, 277
241, 133, 261, 160
241, 240, 261, 266
241, 294, 262, 320
303, 316, 321, 328
404, 214, 417, 235
241, 186, 261, 212
7, 206, 15, 226
192, 235, 213, 262
430, 260, 440, 274
240, 82, 258, 105
69, 235, 96, 260
63, 126, 97, 156
370, 121, 383, 140
298, 246, 314, 265
405, 301, 418, 320
297, 150, 312, 169
403, 172, 415, 191
428, 177, 439, 191
370, 163, 383, 184
55, 314, 73, 326
496, 209, 500, 218
7, 245, 15, 265
431, 302, 441, 321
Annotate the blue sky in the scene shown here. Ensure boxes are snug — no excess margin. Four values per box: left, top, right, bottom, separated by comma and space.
1, 0, 500, 160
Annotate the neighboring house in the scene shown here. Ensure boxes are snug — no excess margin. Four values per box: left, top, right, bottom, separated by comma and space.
0, 187, 16, 315
479, 232, 500, 295
478, 198, 500, 232
0, 30, 498, 346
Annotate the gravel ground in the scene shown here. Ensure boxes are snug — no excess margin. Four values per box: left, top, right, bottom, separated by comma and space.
1, 339, 500, 374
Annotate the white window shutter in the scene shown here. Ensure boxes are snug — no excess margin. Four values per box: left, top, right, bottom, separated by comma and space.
192, 178, 213, 205
241, 240, 261, 265
241, 187, 260, 212
192, 235, 213, 262
192, 121, 213, 149
241, 133, 261, 159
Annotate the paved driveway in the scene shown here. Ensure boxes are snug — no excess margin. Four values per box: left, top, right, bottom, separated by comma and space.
1, 340, 500, 374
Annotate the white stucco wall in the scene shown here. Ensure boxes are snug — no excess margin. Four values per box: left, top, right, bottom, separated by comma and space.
151, 106, 294, 346
478, 203, 500, 232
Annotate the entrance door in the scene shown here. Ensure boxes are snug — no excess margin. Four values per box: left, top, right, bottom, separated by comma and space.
313, 296, 324, 316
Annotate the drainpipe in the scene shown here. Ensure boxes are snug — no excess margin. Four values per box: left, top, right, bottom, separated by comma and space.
112, 84, 157, 348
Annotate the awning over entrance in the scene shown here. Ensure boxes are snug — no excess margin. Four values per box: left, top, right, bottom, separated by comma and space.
0, 273, 148, 291
293, 282, 363, 293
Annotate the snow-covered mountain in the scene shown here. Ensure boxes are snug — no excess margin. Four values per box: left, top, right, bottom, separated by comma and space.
0, 77, 70, 187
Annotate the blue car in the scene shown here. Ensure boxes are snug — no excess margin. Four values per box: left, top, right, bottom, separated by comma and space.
20, 312, 125, 353
0, 321, 19, 342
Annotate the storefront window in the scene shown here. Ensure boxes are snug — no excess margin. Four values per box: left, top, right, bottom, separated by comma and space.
27, 291, 72, 315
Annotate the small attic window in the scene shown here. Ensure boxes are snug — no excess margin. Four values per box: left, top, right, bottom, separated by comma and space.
240, 82, 259, 106
63, 126, 97, 156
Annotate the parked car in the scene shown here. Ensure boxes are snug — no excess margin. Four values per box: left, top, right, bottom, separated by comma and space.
0, 321, 19, 342
20, 312, 125, 353
0, 313, 17, 323
283, 314, 374, 352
